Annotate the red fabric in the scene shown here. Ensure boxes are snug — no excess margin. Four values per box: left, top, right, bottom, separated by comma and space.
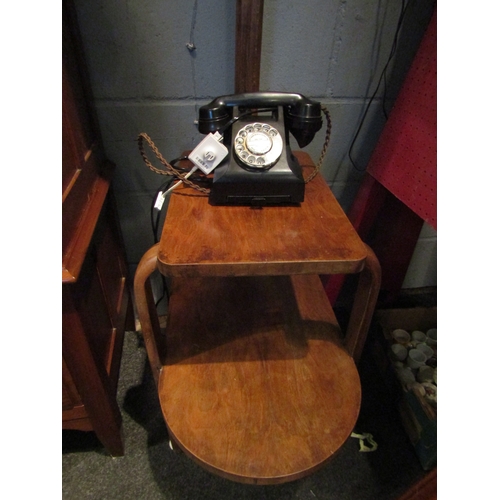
366, 10, 437, 230
325, 9, 437, 306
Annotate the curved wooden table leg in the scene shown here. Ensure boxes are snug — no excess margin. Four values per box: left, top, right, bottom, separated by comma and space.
133, 243, 164, 386
344, 244, 382, 363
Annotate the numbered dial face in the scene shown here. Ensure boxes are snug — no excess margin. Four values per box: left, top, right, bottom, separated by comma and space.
234, 123, 283, 168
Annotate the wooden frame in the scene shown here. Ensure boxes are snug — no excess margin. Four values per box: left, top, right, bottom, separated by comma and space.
235, 0, 264, 93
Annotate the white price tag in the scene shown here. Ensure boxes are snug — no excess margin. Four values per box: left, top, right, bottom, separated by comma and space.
188, 133, 228, 175
154, 191, 167, 211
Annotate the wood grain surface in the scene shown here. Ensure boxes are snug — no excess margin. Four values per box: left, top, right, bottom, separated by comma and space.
158, 152, 367, 277
158, 274, 361, 484
235, 0, 264, 94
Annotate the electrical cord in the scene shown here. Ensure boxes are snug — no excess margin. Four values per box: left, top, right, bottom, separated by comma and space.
138, 109, 282, 196
142, 105, 331, 306
348, 0, 409, 172
382, 0, 408, 119
139, 105, 332, 198
151, 177, 176, 243
149, 156, 193, 308
138, 133, 211, 194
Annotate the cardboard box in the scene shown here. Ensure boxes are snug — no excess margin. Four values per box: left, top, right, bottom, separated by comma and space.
374, 307, 437, 470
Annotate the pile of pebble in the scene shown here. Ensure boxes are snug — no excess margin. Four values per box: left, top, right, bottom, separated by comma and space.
389, 328, 437, 407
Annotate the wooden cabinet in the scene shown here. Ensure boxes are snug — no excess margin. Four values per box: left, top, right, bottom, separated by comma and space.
62, 1, 133, 456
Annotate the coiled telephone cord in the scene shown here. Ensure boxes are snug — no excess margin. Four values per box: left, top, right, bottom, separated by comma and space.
137, 105, 331, 194
304, 105, 331, 184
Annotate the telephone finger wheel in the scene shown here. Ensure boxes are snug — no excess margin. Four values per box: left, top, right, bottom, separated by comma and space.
234, 122, 283, 169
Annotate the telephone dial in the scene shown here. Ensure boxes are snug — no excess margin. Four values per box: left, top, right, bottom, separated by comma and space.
195, 92, 324, 206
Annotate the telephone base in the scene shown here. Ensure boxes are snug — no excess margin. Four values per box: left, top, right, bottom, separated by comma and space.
209, 189, 304, 207
209, 157, 305, 207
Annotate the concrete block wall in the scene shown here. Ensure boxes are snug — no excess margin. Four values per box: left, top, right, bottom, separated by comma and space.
72, 0, 436, 289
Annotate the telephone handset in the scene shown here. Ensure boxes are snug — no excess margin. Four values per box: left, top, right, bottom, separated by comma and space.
196, 92, 324, 206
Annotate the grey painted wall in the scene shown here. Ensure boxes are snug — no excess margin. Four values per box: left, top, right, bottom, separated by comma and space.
72, 0, 436, 289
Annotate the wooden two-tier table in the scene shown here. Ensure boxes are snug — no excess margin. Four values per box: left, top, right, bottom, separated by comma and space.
134, 151, 381, 484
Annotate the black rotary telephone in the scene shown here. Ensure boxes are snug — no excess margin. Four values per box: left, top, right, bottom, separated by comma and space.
195, 92, 324, 206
